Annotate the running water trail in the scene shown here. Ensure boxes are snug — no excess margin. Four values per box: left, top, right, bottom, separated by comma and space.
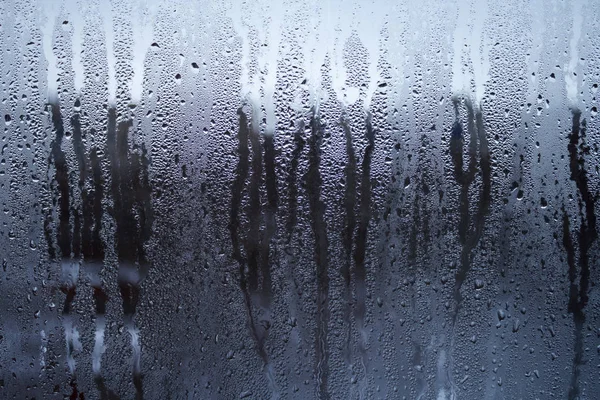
560, 3, 593, 397
564, 110, 596, 400
340, 116, 356, 368
47, 101, 84, 376
107, 112, 153, 400
444, 4, 492, 394
229, 106, 280, 398
306, 110, 330, 400
353, 114, 375, 398
445, 97, 491, 399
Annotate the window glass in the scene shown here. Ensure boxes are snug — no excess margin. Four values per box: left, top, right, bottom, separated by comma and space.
0, 0, 598, 398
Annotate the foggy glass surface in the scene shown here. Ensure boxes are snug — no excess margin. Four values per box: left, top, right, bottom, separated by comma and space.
0, 0, 599, 399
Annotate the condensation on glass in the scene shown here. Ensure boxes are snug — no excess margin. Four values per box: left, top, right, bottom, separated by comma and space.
0, 0, 599, 399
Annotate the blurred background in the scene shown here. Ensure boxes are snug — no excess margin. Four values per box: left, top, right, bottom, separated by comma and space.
0, 0, 599, 398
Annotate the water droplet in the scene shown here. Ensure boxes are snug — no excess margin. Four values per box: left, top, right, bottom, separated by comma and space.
497, 309, 506, 320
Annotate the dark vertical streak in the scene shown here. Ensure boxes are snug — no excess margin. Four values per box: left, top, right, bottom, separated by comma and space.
565, 109, 597, 400
50, 102, 71, 261
115, 119, 139, 265
246, 114, 272, 361
133, 374, 143, 400
449, 99, 469, 317
229, 108, 250, 264
246, 121, 262, 295
68, 378, 84, 400
114, 118, 141, 319
449, 103, 464, 180
43, 104, 57, 257
286, 121, 305, 242
62, 282, 77, 315
90, 145, 105, 264
44, 211, 56, 261
473, 108, 492, 246
72, 112, 85, 260
106, 107, 117, 197
72, 211, 81, 259
446, 97, 493, 395
449, 98, 491, 322
49, 102, 79, 374
420, 173, 432, 247
564, 206, 582, 400
137, 143, 154, 279
340, 117, 356, 365
107, 108, 149, 400
81, 184, 94, 264
306, 111, 330, 400
130, 151, 144, 251
106, 108, 119, 265
408, 191, 421, 262
562, 210, 578, 318
229, 108, 268, 364
568, 111, 596, 308
91, 286, 108, 318
72, 112, 86, 187
354, 115, 375, 355
261, 134, 277, 304
85, 111, 116, 399
87, 145, 108, 316
89, 132, 109, 320
94, 376, 120, 400
133, 140, 153, 400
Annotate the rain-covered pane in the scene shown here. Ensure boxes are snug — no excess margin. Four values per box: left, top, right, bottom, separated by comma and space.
1, 0, 599, 399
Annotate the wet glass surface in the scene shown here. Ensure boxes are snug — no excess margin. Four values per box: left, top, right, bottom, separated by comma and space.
0, 0, 599, 399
